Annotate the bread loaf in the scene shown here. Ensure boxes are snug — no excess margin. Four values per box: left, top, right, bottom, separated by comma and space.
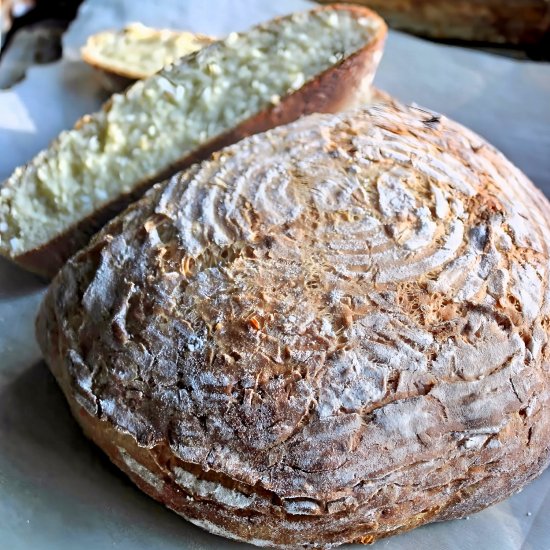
0, 5, 386, 278
81, 23, 215, 91
317, 0, 550, 45
37, 96, 550, 548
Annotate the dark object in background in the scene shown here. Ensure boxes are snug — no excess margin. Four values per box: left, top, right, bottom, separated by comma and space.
0, 23, 64, 88
0, 0, 83, 88
1, 1, 35, 47
317, 0, 550, 57
1, 0, 82, 52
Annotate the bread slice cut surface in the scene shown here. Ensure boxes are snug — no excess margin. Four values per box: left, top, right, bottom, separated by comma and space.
0, 5, 386, 278
81, 23, 215, 80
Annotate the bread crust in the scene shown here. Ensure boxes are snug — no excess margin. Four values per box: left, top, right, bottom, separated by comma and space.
317, 0, 550, 45
6, 4, 386, 279
37, 97, 550, 548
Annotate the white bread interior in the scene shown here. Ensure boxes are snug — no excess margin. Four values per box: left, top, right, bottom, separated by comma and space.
0, 9, 382, 258
81, 23, 215, 79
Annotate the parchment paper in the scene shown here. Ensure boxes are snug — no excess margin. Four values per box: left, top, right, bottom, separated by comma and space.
0, 1, 549, 549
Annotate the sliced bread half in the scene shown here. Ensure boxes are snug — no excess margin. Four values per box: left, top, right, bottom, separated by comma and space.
0, 4, 386, 278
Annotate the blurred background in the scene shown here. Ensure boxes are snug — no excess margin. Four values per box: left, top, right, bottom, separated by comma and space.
1, 0, 549, 89
0, 0, 550, 89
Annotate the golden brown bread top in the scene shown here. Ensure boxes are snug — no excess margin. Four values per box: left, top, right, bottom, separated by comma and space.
38, 98, 550, 534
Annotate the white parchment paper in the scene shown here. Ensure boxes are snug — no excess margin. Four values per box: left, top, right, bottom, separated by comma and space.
0, 1, 549, 549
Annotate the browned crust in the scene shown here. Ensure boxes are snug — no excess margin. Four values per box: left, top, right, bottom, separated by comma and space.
60, 393, 425, 548
43, 352, 549, 549
317, 0, 550, 45
11, 4, 387, 279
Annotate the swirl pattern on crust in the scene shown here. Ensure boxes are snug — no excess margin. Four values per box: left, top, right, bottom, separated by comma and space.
37, 98, 550, 548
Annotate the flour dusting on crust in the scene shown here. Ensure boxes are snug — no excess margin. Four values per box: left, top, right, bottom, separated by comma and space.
37, 97, 550, 548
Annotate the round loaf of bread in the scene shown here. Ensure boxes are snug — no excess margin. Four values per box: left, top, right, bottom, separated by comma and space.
37, 97, 550, 548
